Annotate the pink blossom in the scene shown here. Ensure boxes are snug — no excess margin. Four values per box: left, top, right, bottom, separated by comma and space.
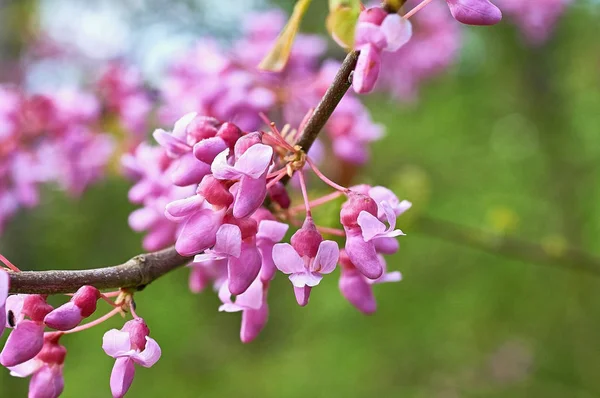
353, 7, 413, 94
254, 214, 289, 282
338, 251, 401, 314
194, 223, 262, 295
218, 278, 269, 343
495, 0, 572, 45
102, 318, 161, 398
273, 218, 339, 306
8, 333, 67, 398
1, 295, 53, 367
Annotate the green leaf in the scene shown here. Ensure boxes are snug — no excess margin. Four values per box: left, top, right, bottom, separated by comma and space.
326, 5, 360, 50
258, 0, 313, 72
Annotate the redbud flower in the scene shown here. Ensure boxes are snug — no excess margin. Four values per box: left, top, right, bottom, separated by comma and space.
188, 258, 227, 294
211, 135, 274, 219
353, 7, 413, 93
194, 223, 262, 295
340, 192, 404, 279
1, 295, 53, 367
44, 285, 101, 331
218, 278, 268, 343
445, 0, 502, 26
273, 218, 339, 306
338, 251, 401, 314
8, 332, 66, 398
103, 318, 161, 398
252, 209, 289, 282
0, 269, 8, 337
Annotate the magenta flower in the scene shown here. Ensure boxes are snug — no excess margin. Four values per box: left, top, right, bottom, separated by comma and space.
1, 295, 53, 367
102, 318, 162, 398
254, 213, 289, 282
339, 251, 401, 314
353, 7, 413, 93
445, 0, 502, 26
188, 258, 227, 294
8, 333, 67, 398
0, 269, 8, 337
341, 192, 404, 279
44, 285, 100, 331
194, 223, 262, 295
218, 278, 269, 343
211, 136, 273, 219
273, 218, 339, 306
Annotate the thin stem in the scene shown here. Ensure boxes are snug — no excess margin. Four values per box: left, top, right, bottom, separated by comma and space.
0, 253, 21, 272
290, 191, 344, 213
402, 0, 434, 19
297, 170, 312, 217
64, 306, 123, 334
129, 300, 140, 319
266, 169, 288, 189
316, 225, 346, 237
306, 157, 349, 193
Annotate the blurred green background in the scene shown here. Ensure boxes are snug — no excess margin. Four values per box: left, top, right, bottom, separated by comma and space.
2, 1, 600, 397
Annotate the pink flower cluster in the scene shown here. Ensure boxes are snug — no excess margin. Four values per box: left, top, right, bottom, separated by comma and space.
157, 9, 383, 165
0, 85, 115, 234
495, 0, 573, 45
0, 276, 161, 398
125, 109, 410, 343
97, 62, 153, 141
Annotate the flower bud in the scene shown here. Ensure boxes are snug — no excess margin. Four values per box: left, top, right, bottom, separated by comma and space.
290, 217, 322, 258
268, 182, 291, 209
186, 115, 219, 146
122, 318, 150, 351
340, 192, 378, 228
198, 175, 233, 208
217, 122, 242, 148
358, 6, 387, 25
22, 295, 53, 323
44, 286, 100, 330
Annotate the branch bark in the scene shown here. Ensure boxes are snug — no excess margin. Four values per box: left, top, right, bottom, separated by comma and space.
7, 51, 360, 295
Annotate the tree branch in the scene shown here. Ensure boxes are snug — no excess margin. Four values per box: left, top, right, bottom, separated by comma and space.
7, 51, 361, 295
418, 216, 600, 277
9, 247, 192, 294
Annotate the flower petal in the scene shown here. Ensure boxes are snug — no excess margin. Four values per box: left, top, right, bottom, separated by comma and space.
357, 210, 386, 242
102, 329, 133, 358
339, 268, 376, 314
313, 240, 339, 274
352, 44, 381, 94
172, 111, 197, 140
8, 358, 43, 378
193, 137, 227, 165
227, 243, 262, 295
289, 271, 323, 288
234, 278, 263, 310
165, 195, 206, 221
233, 174, 267, 219
131, 337, 161, 368
381, 14, 412, 52
214, 224, 242, 258
257, 220, 289, 243
110, 357, 136, 398
0, 320, 44, 367
171, 152, 211, 187
233, 144, 273, 179
345, 229, 383, 279
240, 301, 269, 343
153, 129, 190, 158
29, 364, 64, 398
211, 148, 241, 180
272, 243, 305, 274
175, 208, 223, 256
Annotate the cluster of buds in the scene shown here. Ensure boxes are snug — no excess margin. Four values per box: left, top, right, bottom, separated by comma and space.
0, 276, 161, 398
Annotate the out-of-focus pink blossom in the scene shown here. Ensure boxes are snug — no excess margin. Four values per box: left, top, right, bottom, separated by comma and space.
495, 0, 572, 45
